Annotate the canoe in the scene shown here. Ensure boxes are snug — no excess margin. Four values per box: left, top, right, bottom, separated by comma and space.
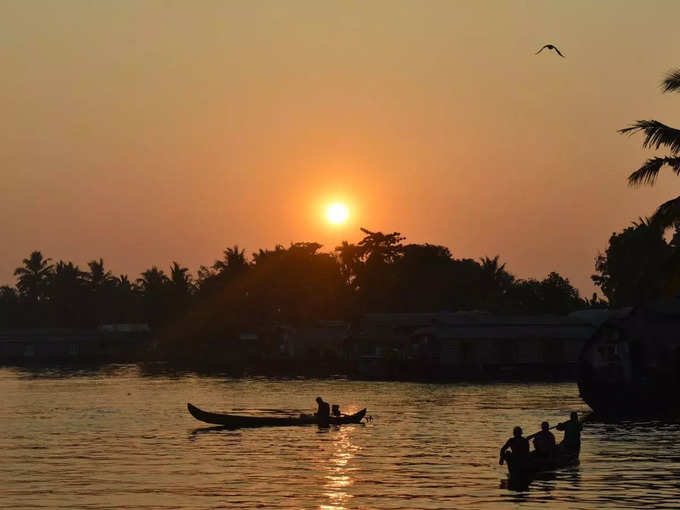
187, 402, 367, 428
506, 447, 579, 477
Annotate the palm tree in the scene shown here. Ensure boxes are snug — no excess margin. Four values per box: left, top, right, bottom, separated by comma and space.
169, 261, 193, 297
51, 261, 86, 294
479, 255, 515, 308
116, 274, 134, 292
49, 261, 86, 326
136, 267, 169, 295
14, 251, 53, 302
335, 240, 361, 287
213, 245, 249, 274
86, 258, 114, 290
620, 68, 680, 227
479, 256, 513, 285
137, 266, 170, 325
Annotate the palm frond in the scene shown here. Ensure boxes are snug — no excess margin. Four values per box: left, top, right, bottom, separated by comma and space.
628, 156, 680, 186
619, 120, 680, 154
652, 195, 680, 229
662, 68, 680, 93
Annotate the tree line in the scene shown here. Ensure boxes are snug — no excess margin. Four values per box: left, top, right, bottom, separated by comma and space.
0, 228, 598, 335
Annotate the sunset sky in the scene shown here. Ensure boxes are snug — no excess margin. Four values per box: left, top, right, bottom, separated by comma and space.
2, 1, 680, 295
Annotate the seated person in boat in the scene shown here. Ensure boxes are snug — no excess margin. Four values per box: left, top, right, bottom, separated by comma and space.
315, 397, 330, 426
533, 421, 556, 457
556, 411, 582, 452
499, 426, 529, 465
331, 404, 341, 417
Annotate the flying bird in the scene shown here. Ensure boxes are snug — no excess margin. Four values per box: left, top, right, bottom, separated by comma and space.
535, 44, 565, 58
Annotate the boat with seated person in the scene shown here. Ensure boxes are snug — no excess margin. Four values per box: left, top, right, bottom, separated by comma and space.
187, 403, 367, 428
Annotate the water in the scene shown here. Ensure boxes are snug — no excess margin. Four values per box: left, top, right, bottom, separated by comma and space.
2, 365, 680, 509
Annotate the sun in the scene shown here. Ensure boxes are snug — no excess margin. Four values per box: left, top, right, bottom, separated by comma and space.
326, 203, 349, 225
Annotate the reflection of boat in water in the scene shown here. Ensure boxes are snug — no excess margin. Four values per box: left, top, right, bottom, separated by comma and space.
506, 448, 579, 478
187, 403, 367, 428
578, 297, 680, 418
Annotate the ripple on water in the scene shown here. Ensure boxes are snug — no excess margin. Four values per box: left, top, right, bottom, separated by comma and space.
2, 366, 680, 509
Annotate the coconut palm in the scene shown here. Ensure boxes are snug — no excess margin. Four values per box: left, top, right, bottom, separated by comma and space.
620, 68, 680, 227
116, 274, 134, 292
335, 240, 361, 287
50, 261, 86, 296
86, 258, 114, 290
137, 266, 169, 295
49, 261, 87, 326
479, 255, 514, 289
213, 245, 249, 274
169, 261, 194, 297
14, 251, 53, 302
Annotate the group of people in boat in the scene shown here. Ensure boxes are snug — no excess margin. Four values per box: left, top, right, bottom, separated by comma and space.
499, 411, 582, 465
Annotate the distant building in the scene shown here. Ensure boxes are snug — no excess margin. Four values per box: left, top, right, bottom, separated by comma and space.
276, 321, 349, 360
350, 312, 598, 379
350, 313, 438, 355
416, 313, 595, 376
0, 325, 151, 363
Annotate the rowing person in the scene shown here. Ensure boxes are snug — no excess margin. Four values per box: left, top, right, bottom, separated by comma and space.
533, 421, 556, 457
556, 411, 582, 452
315, 396, 330, 427
499, 426, 529, 465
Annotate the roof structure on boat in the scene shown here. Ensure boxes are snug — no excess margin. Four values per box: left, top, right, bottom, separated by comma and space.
414, 314, 596, 341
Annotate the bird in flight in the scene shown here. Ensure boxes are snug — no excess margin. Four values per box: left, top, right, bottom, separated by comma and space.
535, 44, 565, 58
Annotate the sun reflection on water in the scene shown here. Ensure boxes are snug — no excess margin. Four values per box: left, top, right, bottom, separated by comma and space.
319, 426, 361, 510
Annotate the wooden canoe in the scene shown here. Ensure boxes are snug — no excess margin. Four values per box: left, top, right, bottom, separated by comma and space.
187, 402, 367, 428
506, 447, 579, 477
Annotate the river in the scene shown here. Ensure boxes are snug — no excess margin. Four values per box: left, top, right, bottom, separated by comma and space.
1, 364, 679, 509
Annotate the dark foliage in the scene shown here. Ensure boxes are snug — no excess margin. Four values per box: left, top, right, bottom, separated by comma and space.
0, 231, 590, 344
592, 219, 679, 306
620, 67, 680, 226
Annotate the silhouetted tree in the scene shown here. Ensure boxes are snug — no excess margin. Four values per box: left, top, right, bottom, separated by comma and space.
620, 67, 680, 228
335, 240, 362, 289
14, 251, 53, 303
539, 272, 583, 313
137, 266, 169, 325
111, 274, 140, 323
13, 251, 53, 325
247, 242, 347, 324
592, 218, 673, 306
86, 258, 114, 289
197, 245, 249, 296
354, 228, 405, 311
84, 258, 116, 325
393, 243, 455, 311
478, 256, 515, 311
214, 245, 248, 275
169, 261, 194, 314
48, 261, 87, 326
0, 286, 20, 328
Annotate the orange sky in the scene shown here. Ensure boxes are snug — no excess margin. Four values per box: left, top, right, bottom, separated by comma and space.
1, 1, 680, 295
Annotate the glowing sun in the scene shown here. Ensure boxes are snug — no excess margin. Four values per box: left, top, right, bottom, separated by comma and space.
326, 203, 349, 225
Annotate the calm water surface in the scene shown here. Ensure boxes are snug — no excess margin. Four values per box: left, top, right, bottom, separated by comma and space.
2, 364, 680, 509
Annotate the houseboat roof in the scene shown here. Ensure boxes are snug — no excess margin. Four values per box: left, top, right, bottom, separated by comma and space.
415, 315, 596, 341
